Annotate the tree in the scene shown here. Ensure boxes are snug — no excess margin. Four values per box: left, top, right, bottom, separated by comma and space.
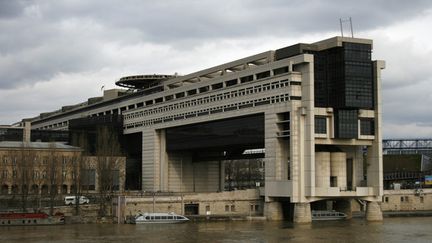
46, 143, 63, 215
95, 126, 123, 217
70, 133, 87, 216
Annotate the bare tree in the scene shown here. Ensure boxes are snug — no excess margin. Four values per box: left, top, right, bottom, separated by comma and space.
17, 144, 36, 212
95, 126, 122, 217
70, 132, 87, 215
46, 143, 62, 216
2, 144, 37, 212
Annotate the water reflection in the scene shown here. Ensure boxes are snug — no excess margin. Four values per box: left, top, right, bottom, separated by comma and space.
0, 217, 431, 243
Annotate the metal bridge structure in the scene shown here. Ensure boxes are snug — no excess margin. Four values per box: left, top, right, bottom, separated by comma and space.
383, 139, 432, 155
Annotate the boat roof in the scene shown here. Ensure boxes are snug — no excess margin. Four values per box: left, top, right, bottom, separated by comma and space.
138, 212, 183, 216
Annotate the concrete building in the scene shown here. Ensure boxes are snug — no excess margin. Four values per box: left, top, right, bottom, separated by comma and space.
19, 36, 384, 222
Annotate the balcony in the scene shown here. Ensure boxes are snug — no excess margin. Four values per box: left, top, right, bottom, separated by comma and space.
315, 186, 375, 197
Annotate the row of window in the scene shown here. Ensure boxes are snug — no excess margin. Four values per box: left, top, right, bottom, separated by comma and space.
39, 65, 294, 130
383, 196, 424, 204
125, 94, 293, 129
0, 170, 77, 180
314, 116, 374, 136
2, 156, 72, 165
125, 78, 295, 120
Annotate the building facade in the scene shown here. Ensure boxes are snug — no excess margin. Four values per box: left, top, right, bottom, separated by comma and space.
20, 36, 384, 222
0, 141, 126, 196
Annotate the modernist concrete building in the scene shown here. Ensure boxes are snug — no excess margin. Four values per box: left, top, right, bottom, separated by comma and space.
20, 36, 385, 222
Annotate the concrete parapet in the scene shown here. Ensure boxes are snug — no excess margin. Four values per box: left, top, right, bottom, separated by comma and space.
366, 201, 383, 221
293, 202, 311, 223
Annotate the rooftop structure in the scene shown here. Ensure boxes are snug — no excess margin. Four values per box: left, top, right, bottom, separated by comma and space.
115, 74, 176, 90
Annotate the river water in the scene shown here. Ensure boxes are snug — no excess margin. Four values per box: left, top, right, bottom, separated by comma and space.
1, 217, 431, 243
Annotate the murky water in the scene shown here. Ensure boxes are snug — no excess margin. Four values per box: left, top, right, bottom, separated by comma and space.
1, 217, 431, 243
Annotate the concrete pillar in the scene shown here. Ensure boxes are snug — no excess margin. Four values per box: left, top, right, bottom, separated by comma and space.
142, 129, 163, 191
366, 201, 383, 221
315, 152, 330, 188
330, 152, 347, 189
335, 200, 352, 219
219, 160, 224, 191
293, 202, 311, 223
159, 129, 168, 192
8, 185, 12, 194
23, 121, 31, 143
264, 201, 284, 220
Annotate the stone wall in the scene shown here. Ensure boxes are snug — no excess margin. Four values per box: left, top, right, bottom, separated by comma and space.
381, 189, 432, 211
119, 189, 262, 219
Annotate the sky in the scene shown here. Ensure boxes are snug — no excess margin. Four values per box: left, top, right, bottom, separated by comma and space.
1, 0, 432, 138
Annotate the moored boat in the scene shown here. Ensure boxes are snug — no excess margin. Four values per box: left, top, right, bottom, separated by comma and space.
131, 212, 189, 224
0, 212, 65, 226
312, 210, 347, 221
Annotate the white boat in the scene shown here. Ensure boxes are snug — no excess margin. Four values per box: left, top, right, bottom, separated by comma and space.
312, 210, 347, 221
132, 212, 189, 224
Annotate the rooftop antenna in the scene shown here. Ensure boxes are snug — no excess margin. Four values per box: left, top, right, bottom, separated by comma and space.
339, 17, 354, 38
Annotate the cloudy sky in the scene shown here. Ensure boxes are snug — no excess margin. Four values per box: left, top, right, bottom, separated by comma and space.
1, 0, 432, 138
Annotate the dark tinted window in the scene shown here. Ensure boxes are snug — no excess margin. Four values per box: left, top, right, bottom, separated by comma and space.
315, 116, 327, 134
335, 110, 358, 139
360, 119, 374, 135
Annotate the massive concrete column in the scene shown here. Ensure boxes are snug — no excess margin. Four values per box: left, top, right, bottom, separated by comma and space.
142, 129, 165, 191
298, 56, 315, 197
315, 152, 330, 188
330, 152, 347, 189
167, 152, 193, 192
367, 60, 385, 198
366, 201, 383, 221
293, 202, 312, 223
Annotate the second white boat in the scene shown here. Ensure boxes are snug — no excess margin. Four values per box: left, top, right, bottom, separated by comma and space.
132, 212, 189, 224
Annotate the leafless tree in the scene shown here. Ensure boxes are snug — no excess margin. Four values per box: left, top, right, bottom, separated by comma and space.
95, 126, 123, 217
4, 144, 37, 212
46, 143, 62, 215
69, 133, 87, 215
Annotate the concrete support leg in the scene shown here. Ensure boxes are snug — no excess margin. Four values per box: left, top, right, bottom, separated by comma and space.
366, 201, 383, 221
335, 200, 352, 219
293, 203, 311, 223
264, 201, 283, 220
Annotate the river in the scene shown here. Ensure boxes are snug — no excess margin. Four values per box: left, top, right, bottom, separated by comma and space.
1, 217, 431, 242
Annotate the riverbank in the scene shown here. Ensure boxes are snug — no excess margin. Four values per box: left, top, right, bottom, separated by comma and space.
383, 210, 432, 217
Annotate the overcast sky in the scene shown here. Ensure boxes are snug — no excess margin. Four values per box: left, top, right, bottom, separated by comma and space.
1, 0, 432, 138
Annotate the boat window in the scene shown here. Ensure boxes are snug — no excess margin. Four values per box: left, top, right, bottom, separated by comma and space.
155, 216, 161, 220
145, 216, 149, 220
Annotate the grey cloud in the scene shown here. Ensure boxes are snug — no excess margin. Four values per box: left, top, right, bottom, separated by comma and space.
1, 0, 432, 90
0, 0, 27, 19
1, 0, 432, 137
